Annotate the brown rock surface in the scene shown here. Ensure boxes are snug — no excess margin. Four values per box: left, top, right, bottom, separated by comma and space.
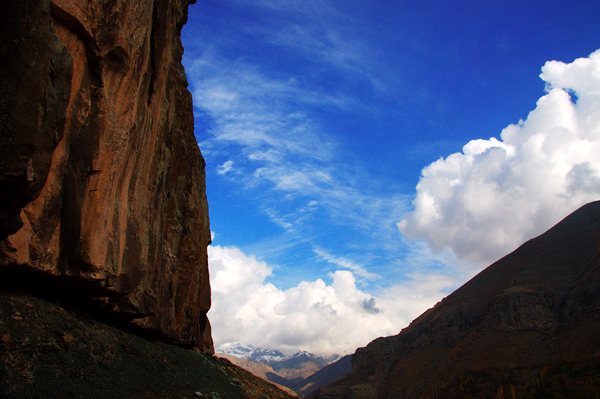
0, 0, 212, 352
311, 201, 600, 398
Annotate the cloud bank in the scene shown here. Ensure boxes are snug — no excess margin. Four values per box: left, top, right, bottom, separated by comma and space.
400, 50, 600, 266
208, 245, 453, 356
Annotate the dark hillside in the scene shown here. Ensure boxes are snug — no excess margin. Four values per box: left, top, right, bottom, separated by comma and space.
0, 292, 295, 399
312, 201, 600, 398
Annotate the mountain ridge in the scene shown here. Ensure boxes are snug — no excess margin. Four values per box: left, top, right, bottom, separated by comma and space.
311, 200, 600, 398
218, 343, 349, 397
217, 342, 339, 371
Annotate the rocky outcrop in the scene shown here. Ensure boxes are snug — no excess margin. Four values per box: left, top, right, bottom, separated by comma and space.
311, 201, 600, 398
0, 0, 212, 352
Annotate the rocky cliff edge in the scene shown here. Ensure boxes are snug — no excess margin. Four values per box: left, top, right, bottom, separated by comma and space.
0, 0, 212, 353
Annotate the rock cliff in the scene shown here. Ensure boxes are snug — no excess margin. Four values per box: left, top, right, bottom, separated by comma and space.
0, 0, 212, 353
311, 201, 600, 398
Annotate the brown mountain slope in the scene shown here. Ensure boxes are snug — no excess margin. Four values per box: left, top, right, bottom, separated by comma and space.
217, 353, 299, 396
311, 200, 600, 399
296, 355, 352, 397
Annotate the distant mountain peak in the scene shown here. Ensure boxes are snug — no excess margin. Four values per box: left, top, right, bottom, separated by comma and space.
216, 342, 334, 365
217, 343, 352, 396
217, 343, 289, 364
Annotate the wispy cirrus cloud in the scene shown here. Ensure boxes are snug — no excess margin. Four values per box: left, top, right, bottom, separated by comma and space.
313, 247, 380, 282
182, 1, 407, 285
226, 0, 385, 88
186, 51, 408, 246
216, 160, 234, 175
266, 24, 385, 89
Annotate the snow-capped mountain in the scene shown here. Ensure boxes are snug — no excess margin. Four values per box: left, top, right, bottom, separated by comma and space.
277, 350, 330, 371
217, 343, 351, 396
216, 343, 338, 371
217, 342, 288, 365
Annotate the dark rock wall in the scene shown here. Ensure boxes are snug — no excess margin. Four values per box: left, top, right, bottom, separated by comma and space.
0, 0, 213, 353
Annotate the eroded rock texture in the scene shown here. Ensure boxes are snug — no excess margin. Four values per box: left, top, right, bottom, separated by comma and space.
0, 0, 213, 353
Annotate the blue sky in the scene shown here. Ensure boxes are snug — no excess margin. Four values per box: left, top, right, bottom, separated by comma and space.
182, 1, 600, 355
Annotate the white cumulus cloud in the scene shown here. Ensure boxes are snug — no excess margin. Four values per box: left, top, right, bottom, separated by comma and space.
399, 49, 600, 266
208, 245, 453, 356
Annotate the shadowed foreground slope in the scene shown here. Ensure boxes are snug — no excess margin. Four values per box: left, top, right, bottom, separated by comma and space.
0, 292, 295, 399
311, 201, 600, 399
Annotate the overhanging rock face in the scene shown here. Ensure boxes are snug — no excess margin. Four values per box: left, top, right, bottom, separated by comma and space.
0, 0, 213, 353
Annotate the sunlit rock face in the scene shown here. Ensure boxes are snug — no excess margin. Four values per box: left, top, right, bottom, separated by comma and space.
311, 201, 600, 398
0, 0, 213, 353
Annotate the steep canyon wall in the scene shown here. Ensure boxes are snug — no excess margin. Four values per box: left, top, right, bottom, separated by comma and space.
0, 0, 213, 353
